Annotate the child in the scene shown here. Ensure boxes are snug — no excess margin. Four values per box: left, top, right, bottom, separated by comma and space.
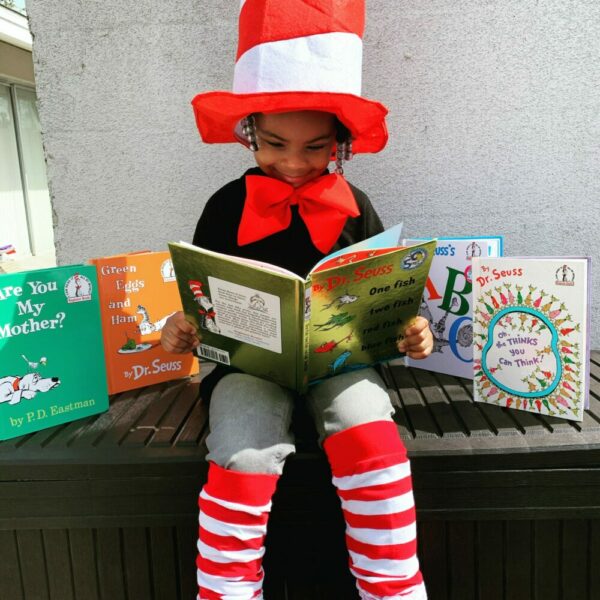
162, 3, 432, 599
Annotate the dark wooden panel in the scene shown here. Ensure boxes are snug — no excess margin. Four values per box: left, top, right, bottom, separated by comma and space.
476, 521, 504, 600
434, 371, 494, 437
505, 520, 532, 600
533, 520, 561, 600
151, 379, 201, 446
43, 529, 75, 600
447, 521, 476, 600
418, 520, 448, 600
412, 368, 467, 438
122, 528, 152, 600
176, 523, 198, 600
176, 395, 209, 446
69, 389, 144, 448
96, 528, 126, 600
0, 529, 24, 600
388, 364, 441, 438
97, 384, 168, 448
560, 519, 588, 600
16, 529, 50, 600
591, 519, 600, 600
68, 528, 100, 600
124, 379, 187, 447
149, 527, 179, 599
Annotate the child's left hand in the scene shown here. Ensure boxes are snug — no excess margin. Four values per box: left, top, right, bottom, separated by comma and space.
397, 316, 434, 359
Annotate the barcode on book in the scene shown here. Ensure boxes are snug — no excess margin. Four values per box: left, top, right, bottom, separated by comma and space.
197, 344, 231, 365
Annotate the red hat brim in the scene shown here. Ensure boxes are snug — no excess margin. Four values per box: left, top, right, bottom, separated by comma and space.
191, 91, 388, 154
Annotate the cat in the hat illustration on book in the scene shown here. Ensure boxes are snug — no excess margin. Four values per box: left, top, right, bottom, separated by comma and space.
161, 1, 432, 598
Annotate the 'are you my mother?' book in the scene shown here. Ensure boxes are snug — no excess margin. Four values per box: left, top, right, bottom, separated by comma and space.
169, 226, 435, 392
0, 265, 108, 440
472, 257, 591, 421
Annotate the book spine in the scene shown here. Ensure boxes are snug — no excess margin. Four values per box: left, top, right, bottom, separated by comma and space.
298, 278, 311, 393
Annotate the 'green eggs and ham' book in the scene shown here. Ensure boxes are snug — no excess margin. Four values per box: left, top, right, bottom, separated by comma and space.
169, 226, 436, 393
0, 265, 108, 440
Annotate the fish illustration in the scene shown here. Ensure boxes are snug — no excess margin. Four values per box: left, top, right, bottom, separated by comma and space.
314, 332, 353, 353
321, 292, 359, 311
330, 350, 352, 374
313, 312, 355, 331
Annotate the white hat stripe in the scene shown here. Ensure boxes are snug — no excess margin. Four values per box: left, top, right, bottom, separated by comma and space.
233, 32, 362, 95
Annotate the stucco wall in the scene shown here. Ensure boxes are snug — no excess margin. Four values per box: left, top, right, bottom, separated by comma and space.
27, 0, 599, 344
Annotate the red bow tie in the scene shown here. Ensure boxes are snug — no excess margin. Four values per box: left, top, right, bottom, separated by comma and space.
237, 173, 360, 254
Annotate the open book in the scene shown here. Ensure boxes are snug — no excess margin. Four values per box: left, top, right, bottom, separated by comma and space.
472, 256, 591, 421
169, 226, 435, 392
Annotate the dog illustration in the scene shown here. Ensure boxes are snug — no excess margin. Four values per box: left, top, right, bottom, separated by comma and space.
0, 373, 61, 406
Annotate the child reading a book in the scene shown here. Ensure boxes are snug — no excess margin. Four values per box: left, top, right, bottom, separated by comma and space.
162, 2, 432, 599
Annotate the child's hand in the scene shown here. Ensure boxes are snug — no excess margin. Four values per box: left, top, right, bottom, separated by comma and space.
397, 316, 433, 359
160, 311, 200, 354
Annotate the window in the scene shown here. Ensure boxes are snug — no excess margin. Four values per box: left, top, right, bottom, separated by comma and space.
0, 81, 55, 266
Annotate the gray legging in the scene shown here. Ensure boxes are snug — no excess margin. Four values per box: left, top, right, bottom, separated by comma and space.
205, 367, 395, 475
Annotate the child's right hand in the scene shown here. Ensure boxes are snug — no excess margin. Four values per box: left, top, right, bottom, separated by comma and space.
160, 311, 200, 354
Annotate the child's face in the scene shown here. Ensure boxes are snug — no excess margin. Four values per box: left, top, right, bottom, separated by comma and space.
253, 111, 337, 188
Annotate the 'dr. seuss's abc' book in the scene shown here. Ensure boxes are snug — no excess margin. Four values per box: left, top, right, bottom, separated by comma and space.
472, 257, 591, 421
0, 265, 108, 440
404, 237, 503, 379
90, 251, 198, 394
169, 226, 436, 393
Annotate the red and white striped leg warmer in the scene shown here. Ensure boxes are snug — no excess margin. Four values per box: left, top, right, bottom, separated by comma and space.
324, 421, 427, 600
197, 461, 279, 600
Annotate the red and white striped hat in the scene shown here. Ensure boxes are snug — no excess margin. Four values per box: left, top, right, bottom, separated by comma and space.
191, 0, 388, 154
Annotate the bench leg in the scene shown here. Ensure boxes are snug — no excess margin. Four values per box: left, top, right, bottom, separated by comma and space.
324, 420, 427, 600
196, 461, 279, 600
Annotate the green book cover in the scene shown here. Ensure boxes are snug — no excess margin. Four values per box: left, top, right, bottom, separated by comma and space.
169, 234, 435, 393
0, 265, 109, 440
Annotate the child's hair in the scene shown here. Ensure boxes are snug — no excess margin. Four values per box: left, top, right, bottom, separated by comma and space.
241, 113, 353, 175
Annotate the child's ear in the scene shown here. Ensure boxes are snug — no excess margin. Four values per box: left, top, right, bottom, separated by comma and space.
329, 143, 338, 162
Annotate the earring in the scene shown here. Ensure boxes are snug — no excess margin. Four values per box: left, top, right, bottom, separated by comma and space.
241, 115, 258, 152
335, 136, 353, 175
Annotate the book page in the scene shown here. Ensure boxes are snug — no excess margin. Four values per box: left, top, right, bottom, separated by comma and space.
306, 240, 436, 383
310, 223, 403, 272
207, 277, 282, 353
169, 242, 303, 391
176, 241, 302, 281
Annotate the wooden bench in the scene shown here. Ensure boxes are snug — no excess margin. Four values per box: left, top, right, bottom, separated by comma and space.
1, 352, 600, 600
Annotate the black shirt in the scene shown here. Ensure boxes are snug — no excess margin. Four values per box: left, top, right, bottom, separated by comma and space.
193, 167, 384, 278
192, 167, 384, 398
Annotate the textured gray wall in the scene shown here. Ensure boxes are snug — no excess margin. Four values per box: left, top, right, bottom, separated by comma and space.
28, 0, 599, 343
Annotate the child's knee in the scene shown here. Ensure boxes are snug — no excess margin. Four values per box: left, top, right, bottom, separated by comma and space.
307, 368, 395, 440
209, 444, 295, 476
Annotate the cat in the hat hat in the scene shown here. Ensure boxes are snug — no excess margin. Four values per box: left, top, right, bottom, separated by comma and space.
161, 2, 431, 598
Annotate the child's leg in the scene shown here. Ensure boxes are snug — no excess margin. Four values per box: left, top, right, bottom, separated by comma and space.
198, 373, 296, 600
306, 368, 427, 600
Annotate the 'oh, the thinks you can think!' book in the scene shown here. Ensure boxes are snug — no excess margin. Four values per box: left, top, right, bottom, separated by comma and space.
472, 257, 591, 421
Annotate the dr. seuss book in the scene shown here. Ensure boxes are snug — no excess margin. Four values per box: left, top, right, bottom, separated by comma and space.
404, 237, 503, 378
90, 251, 198, 394
0, 265, 108, 440
472, 257, 591, 421
169, 229, 435, 392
